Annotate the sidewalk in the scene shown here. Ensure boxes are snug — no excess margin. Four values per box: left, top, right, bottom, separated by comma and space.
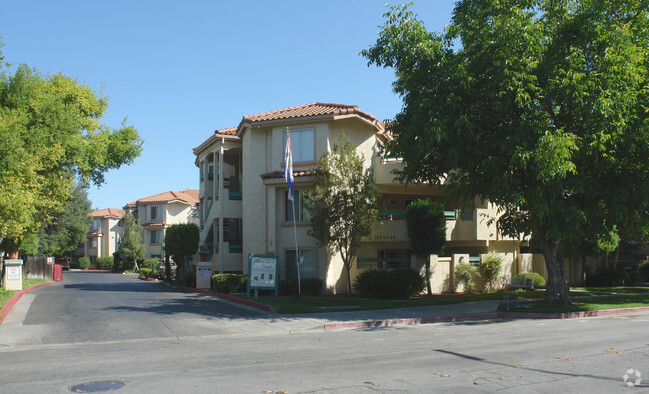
186, 285, 649, 331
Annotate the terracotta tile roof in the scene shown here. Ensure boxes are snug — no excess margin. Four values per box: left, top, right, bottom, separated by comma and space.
126, 189, 199, 206
214, 127, 238, 136
192, 127, 240, 155
241, 102, 378, 126
89, 208, 124, 219
260, 169, 316, 180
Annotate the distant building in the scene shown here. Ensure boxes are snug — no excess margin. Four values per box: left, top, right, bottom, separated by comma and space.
85, 208, 125, 265
123, 189, 199, 260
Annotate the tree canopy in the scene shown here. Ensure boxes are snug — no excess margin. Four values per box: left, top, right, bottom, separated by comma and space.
164, 223, 199, 285
305, 134, 379, 294
36, 183, 92, 257
363, 1, 649, 303
118, 212, 145, 271
0, 40, 143, 251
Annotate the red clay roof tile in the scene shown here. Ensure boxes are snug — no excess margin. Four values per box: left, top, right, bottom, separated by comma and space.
89, 208, 124, 218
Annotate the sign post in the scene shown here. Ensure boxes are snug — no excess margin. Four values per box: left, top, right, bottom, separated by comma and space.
247, 254, 279, 298
4, 259, 23, 290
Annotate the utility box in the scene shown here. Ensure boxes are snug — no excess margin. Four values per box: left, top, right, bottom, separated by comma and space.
196, 262, 212, 289
4, 259, 23, 290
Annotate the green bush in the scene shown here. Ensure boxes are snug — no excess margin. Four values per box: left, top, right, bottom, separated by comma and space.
79, 257, 90, 270
478, 254, 503, 290
142, 258, 160, 270
455, 263, 479, 292
514, 272, 546, 288
96, 256, 114, 270
139, 268, 160, 279
587, 266, 643, 287
211, 274, 248, 293
279, 278, 324, 296
353, 268, 425, 299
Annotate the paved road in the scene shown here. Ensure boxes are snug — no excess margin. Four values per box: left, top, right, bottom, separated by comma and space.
1, 272, 648, 393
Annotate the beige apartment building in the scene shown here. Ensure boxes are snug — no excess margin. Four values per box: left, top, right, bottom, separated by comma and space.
85, 208, 125, 264
123, 189, 199, 260
194, 102, 542, 294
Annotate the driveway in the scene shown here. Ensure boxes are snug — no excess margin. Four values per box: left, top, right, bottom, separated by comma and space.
0, 271, 271, 346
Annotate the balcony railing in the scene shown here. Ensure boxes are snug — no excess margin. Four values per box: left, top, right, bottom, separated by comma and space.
357, 257, 410, 269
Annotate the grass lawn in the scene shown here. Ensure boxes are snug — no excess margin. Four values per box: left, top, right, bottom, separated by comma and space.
242, 289, 592, 314
0, 278, 50, 319
506, 293, 649, 314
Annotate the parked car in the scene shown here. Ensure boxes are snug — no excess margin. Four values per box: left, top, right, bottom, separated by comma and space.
55, 257, 70, 271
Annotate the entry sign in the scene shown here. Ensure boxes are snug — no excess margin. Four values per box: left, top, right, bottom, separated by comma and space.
247, 254, 279, 297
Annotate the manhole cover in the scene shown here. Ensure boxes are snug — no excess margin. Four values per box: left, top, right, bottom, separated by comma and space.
69, 381, 125, 392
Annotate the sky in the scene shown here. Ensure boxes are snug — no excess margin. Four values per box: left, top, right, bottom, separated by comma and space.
0, 0, 457, 211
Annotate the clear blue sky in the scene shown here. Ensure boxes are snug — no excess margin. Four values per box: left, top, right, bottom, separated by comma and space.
1, 0, 457, 210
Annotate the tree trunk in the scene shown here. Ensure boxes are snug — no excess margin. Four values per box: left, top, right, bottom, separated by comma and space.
542, 241, 571, 304
425, 256, 432, 296
344, 261, 352, 295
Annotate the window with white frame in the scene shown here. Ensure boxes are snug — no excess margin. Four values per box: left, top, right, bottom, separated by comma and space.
285, 128, 315, 163
150, 230, 162, 244
285, 249, 316, 280
89, 219, 98, 231
285, 190, 311, 222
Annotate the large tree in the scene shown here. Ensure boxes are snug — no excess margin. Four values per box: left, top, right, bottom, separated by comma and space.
0, 40, 143, 253
363, 1, 649, 303
305, 134, 379, 294
405, 199, 446, 296
36, 183, 92, 257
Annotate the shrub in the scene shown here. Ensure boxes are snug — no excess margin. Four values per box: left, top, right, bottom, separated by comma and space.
478, 254, 503, 290
353, 268, 425, 299
79, 257, 90, 270
96, 256, 114, 270
212, 274, 248, 293
279, 278, 324, 296
514, 272, 546, 288
587, 265, 644, 287
455, 263, 479, 293
142, 258, 160, 270
639, 261, 649, 282
139, 268, 160, 279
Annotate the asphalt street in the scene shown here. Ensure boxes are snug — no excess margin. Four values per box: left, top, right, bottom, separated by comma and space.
0, 271, 648, 393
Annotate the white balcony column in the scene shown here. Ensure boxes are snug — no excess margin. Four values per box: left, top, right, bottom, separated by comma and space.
218, 142, 225, 274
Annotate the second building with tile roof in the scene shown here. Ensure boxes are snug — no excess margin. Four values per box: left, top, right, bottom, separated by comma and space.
123, 189, 199, 260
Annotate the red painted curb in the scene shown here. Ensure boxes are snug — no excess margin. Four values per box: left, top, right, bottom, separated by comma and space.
159, 283, 276, 312
1, 282, 54, 323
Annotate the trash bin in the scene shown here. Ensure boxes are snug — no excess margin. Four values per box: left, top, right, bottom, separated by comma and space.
53, 263, 63, 281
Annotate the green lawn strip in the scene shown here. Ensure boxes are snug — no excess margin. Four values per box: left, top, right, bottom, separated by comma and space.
506, 294, 649, 314
244, 291, 551, 314
578, 286, 649, 294
0, 279, 50, 318
242, 288, 625, 314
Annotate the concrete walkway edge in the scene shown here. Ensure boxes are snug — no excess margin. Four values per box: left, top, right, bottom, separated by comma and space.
0, 282, 53, 323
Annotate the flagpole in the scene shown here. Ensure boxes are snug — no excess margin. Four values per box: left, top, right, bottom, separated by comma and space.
285, 128, 301, 296
291, 198, 301, 296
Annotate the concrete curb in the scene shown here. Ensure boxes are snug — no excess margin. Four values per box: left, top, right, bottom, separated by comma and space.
323, 307, 649, 331
323, 312, 502, 331
0, 282, 53, 323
